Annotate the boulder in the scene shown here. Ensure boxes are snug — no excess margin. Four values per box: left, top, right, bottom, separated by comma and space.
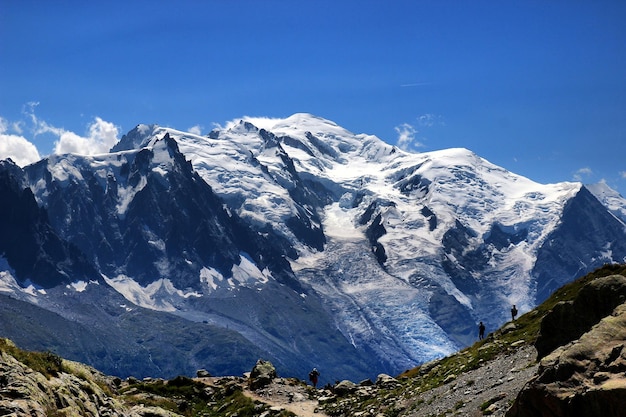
375, 374, 399, 388
334, 380, 357, 396
248, 359, 277, 390
535, 274, 626, 359
507, 303, 626, 417
500, 322, 517, 334
359, 378, 374, 386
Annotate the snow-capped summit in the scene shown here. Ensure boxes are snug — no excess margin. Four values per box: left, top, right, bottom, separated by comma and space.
586, 181, 626, 224
1, 113, 625, 383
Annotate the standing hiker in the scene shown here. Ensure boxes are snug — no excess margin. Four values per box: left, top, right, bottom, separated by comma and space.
308, 368, 320, 388
478, 321, 486, 340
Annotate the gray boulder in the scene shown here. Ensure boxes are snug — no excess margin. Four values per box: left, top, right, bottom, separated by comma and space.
248, 359, 277, 390
333, 380, 357, 396
375, 373, 400, 388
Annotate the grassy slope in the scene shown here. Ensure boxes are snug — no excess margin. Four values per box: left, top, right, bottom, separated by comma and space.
399, 263, 626, 391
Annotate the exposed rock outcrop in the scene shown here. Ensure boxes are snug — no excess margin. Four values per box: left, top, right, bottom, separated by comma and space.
507, 303, 626, 417
0, 342, 133, 417
249, 359, 277, 390
535, 274, 626, 359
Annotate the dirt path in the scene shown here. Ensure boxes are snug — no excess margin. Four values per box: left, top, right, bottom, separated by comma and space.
197, 377, 327, 417
245, 388, 323, 417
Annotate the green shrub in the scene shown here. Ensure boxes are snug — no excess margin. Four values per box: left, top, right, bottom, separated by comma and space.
0, 338, 64, 378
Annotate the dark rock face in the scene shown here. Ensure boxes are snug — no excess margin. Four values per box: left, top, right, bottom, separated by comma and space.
35, 136, 237, 287
535, 274, 626, 359
507, 303, 626, 417
420, 205, 437, 231
365, 213, 387, 265
532, 186, 626, 303
441, 220, 483, 294
428, 289, 477, 347
485, 223, 528, 251
23, 135, 297, 289
397, 173, 431, 197
0, 160, 100, 288
358, 200, 391, 266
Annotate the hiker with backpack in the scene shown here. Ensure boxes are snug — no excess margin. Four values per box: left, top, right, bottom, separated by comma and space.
308, 368, 320, 388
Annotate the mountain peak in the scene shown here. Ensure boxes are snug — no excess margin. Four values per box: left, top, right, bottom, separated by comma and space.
226, 113, 343, 133
3, 114, 626, 386
110, 123, 160, 152
586, 182, 626, 224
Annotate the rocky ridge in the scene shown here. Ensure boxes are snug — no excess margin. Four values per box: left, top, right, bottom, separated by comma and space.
507, 274, 626, 417
0, 339, 130, 417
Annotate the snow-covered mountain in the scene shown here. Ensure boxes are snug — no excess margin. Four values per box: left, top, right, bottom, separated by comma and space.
1, 113, 625, 383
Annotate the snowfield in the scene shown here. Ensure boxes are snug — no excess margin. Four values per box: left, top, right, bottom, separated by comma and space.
3, 113, 625, 380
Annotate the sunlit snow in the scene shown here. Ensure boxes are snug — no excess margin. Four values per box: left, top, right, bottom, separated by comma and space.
8, 112, 626, 371
68, 280, 88, 292
103, 275, 201, 312
131, 114, 590, 361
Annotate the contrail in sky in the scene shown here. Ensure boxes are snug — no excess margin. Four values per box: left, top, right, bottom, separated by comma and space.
400, 82, 431, 87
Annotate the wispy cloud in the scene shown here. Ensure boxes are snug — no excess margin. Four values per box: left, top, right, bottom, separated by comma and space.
395, 123, 423, 151
573, 167, 593, 181
417, 113, 445, 127
394, 113, 446, 151
620, 171, 626, 179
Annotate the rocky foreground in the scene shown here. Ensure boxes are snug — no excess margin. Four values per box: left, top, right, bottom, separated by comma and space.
1, 264, 625, 417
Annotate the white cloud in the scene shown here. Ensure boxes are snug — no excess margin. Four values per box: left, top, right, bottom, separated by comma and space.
394, 123, 424, 151
573, 167, 593, 181
620, 171, 626, 179
0, 116, 41, 167
188, 125, 203, 136
21, 103, 120, 155
1, 104, 122, 165
53, 117, 120, 155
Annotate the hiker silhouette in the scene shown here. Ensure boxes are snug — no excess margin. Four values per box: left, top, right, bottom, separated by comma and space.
478, 321, 486, 340
511, 304, 518, 321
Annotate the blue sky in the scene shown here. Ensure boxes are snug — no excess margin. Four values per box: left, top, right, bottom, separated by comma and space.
1, 1, 625, 193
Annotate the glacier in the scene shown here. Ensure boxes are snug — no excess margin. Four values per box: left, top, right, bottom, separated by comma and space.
1, 113, 626, 383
